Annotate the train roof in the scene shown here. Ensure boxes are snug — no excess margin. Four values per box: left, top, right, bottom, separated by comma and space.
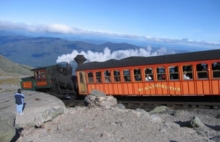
76, 49, 220, 71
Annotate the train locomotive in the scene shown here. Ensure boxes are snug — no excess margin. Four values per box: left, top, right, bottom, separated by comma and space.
20, 61, 79, 99
21, 49, 220, 101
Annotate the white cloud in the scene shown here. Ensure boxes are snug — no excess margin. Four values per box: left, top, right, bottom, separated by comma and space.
0, 20, 219, 46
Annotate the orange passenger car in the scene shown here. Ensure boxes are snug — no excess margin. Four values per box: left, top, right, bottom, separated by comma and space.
75, 49, 220, 97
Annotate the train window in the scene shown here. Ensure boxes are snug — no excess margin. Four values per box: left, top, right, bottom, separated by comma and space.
114, 70, 121, 82
35, 71, 39, 80
35, 70, 46, 81
104, 70, 111, 82
79, 72, 83, 83
134, 69, 142, 81
157, 67, 166, 81
145, 68, 153, 81
87, 72, 93, 83
169, 66, 179, 80
96, 71, 102, 83
123, 69, 131, 82
212, 62, 220, 78
182, 65, 193, 80
196, 63, 208, 79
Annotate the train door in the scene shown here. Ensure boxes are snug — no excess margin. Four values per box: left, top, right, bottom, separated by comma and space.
78, 71, 87, 93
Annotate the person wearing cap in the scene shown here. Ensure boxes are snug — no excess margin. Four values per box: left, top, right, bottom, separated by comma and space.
14, 89, 25, 115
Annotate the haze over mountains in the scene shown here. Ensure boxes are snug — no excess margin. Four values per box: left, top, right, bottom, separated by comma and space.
0, 29, 217, 68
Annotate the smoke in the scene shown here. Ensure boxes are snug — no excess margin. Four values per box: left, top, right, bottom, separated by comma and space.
56, 46, 174, 63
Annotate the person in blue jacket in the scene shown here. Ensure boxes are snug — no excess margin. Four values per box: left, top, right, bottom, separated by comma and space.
14, 89, 25, 115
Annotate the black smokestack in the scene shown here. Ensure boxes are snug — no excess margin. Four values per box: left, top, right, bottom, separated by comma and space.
74, 55, 86, 65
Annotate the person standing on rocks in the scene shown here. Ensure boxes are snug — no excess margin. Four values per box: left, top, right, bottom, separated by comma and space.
14, 89, 25, 115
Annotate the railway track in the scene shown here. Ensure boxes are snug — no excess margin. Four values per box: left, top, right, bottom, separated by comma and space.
62, 99, 220, 110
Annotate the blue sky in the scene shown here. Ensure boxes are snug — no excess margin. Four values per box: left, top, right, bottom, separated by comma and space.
0, 0, 220, 45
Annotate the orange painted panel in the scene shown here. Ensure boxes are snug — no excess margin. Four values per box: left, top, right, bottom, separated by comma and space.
36, 81, 47, 86
169, 82, 175, 95
113, 84, 118, 94
128, 83, 133, 95
196, 81, 203, 95
188, 82, 195, 95
22, 81, 32, 89
182, 82, 189, 95
87, 85, 92, 93
161, 82, 168, 95
113, 83, 123, 95
174, 82, 181, 95
133, 83, 139, 95
100, 84, 104, 92
117, 84, 123, 95
142, 82, 152, 96
95, 84, 100, 91
150, 82, 156, 95
156, 83, 163, 95
123, 84, 129, 95
108, 84, 113, 94
169, 82, 181, 96
104, 84, 109, 94
203, 81, 210, 95
138, 83, 144, 95
212, 81, 219, 94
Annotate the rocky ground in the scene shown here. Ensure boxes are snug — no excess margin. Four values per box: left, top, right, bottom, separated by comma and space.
17, 106, 220, 142
16, 89, 220, 142
1, 73, 220, 142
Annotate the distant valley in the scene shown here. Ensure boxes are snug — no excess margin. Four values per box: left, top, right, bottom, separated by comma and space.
0, 34, 190, 68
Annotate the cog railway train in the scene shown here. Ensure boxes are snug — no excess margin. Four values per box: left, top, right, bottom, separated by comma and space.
21, 49, 220, 100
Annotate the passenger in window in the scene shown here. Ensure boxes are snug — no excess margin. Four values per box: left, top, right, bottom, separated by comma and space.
162, 74, 165, 80
36, 71, 40, 80
158, 75, 162, 80
135, 76, 141, 81
202, 65, 208, 71
183, 72, 190, 80
170, 75, 174, 80
105, 77, 110, 82
145, 74, 152, 81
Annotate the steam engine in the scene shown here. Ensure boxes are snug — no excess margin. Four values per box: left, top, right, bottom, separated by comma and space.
20, 54, 86, 99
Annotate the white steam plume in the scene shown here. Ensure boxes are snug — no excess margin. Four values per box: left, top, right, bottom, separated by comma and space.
56, 46, 174, 63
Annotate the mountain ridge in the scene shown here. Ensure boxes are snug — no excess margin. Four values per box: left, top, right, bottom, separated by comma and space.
0, 54, 32, 76
0, 35, 188, 67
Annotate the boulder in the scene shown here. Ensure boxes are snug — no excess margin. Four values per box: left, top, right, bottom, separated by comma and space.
149, 106, 168, 114
190, 116, 204, 128
135, 108, 150, 118
84, 89, 117, 108
189, 116, 209, 137
115, 103, 126, 109
0, 111, 16, 142
34, 107, 64, 127
150, 114, 162, 123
